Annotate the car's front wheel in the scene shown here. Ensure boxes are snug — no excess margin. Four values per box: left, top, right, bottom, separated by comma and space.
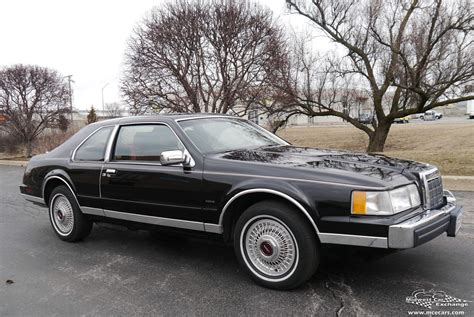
48, 185, 92, 242
234, 200, 320, 290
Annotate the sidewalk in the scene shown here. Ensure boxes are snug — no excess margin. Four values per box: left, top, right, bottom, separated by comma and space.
442, 176, 474, 192
1, 159, 473, 191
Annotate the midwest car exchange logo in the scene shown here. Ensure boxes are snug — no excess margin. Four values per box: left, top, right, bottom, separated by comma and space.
406, 289, 471, 309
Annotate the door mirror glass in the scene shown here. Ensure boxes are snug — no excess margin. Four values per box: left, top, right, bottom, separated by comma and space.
160, 150, 185, 166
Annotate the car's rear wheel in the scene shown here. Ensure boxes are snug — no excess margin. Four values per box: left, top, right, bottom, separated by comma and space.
48, 185, 92, 242
234, 200, 320, 290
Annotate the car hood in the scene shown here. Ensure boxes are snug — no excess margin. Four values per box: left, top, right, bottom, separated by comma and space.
212, 145, 433, 183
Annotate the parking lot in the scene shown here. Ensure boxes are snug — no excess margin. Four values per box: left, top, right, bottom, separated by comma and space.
1, 165, 473, 316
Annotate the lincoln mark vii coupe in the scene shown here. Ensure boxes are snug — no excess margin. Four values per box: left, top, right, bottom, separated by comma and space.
20, 114, 463, 289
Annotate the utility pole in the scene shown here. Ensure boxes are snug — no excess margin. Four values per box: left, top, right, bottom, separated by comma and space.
101, 83, 109, 118
64, 75, 74, 122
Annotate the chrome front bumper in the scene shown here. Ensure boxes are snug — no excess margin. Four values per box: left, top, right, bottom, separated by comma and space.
388, 191, 463, 249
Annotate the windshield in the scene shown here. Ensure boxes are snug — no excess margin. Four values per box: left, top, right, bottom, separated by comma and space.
178, 118, 287, 154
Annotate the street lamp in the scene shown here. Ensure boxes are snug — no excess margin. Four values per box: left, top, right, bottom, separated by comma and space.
64, 75, 74, 121
101, 83, 109, 117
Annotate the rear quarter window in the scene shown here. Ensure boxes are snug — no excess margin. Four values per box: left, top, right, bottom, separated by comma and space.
74, 127, 113, 161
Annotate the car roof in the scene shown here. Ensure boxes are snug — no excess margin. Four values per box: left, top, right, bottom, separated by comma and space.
91, 113, 237, 127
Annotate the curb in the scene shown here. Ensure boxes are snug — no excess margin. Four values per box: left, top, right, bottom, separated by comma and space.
0, 160, 28, 167
442, 176, 474, 180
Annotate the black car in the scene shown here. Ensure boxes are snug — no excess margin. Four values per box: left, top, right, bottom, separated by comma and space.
20, 114, 463, 290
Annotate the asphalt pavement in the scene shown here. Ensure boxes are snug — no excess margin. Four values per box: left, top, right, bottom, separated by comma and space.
1, 165, 473, 316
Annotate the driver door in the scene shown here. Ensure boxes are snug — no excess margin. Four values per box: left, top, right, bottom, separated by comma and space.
100, 123, 204, 228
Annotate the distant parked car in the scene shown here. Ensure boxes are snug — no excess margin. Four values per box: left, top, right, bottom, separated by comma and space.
394, 116, 410, 124
421, 110, 443, 121
467, 100, 474, 119
358, 113, 373, 124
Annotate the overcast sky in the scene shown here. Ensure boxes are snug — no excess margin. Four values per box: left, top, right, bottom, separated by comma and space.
0, 0, 327, 111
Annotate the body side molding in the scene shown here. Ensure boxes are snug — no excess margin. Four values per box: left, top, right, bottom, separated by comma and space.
103, 209, 205, 231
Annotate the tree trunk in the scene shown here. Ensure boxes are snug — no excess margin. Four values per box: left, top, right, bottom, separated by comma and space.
26, 140, 33, 158
367, 122, 391, 152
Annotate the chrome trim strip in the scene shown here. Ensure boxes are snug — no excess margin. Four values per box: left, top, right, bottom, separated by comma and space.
103, 125, 120, 163
42, 176, 80, 207
205, 172, 386, 190
318, 233, 388, 248
81, 206, 105, 216
217, 188, 391, 248
204, 223, 222, 234
104, 161, 185, 168
103, 209, 205, 231
21, 193, 46, 205
218, 188, 320, 235
175, 115, 236, 122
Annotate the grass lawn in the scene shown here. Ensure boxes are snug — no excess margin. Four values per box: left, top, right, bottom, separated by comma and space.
277, 121, 474, 176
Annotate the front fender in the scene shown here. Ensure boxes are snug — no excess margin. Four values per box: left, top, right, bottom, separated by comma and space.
222, 178, 318, 217
217, 178, 322, 236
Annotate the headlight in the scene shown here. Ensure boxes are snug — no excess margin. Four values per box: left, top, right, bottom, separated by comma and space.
351, 184, 421, 215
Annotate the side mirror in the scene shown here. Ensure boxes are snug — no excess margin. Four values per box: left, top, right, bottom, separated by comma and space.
160, 150, 185, 166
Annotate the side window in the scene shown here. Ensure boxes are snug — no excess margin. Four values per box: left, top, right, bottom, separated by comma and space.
74, 127, 113, 161
113, 124, 183, 162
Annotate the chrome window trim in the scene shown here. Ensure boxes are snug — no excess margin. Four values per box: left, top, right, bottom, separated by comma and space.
103, 125, 120, 163
103, 161, 186, 169
175, 115, 236, 122
107, 121, 195, 168
71, 125, 116, 162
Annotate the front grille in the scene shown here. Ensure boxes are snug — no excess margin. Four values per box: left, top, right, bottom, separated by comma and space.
427, 177, 444, 209
422, 169, 444, 209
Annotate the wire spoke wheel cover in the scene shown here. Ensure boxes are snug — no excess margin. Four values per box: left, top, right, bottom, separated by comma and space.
241, 215, 298, 281
50, 194, 74, 236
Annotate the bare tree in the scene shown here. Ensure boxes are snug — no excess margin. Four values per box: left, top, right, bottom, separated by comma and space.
104, 102, 124, 118
121, 0, 286, 115
0, 64, 70, 156
280, 0, 474, 152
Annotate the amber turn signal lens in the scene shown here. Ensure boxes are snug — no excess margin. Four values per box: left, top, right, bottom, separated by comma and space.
351, 191, 366, 214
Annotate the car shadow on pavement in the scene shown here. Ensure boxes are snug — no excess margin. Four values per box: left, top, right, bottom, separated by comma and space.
93, 223, 397, 285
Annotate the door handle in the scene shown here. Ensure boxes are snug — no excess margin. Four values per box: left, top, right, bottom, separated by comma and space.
103, 168, 116, 177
